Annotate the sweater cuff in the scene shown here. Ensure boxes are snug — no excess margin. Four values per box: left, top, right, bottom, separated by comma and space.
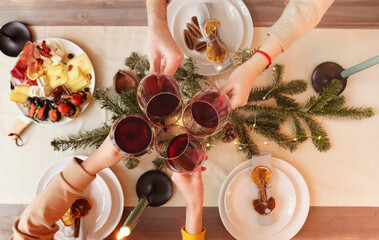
267, 16, 301, 51
62, 157, 96, 193
181, 226, 206, 240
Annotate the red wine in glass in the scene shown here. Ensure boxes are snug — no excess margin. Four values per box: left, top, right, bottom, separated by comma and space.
183, 86, 232, 137
137, 73, 183, 126
154, 125, 206, 173
166, 134, 206, 172
111, 115, 153, 157
147, 93, 180, 117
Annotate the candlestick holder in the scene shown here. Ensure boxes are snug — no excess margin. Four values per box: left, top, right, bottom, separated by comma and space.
0, 22, 32, 57
117, 170, 173, 239
311, 55, 379, 95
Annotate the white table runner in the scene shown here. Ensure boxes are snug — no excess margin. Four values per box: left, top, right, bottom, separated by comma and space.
0, 26, 378, 207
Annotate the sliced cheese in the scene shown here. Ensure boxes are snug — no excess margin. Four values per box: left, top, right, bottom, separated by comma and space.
10, 92, 28, 104
14, 85, 30, 95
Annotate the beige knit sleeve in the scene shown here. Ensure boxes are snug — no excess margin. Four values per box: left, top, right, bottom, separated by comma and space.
11, 158, 95, 240
267, 0, 334, 51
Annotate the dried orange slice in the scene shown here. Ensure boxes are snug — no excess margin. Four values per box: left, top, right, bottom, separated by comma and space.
205, 41, 227, 63
70, 196, 92, 219
204, 20, 220, 37
61, 208, 74, 226
251, 166, 272, 186
252, 196, 276, 215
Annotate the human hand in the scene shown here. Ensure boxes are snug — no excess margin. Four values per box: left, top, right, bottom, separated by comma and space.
81, 135, 124, 175
171, 167, 205, 207
172, 167, 205, 235
221, 64, 258, 109
147, 20, 184, 77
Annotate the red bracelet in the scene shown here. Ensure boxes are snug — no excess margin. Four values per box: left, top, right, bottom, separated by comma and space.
254, 50, 272, 69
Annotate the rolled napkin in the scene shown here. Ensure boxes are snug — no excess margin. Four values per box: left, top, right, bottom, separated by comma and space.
251, 152, 274, 226
192, 0, 235, 73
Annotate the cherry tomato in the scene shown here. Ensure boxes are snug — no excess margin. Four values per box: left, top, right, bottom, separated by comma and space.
58, 102, 71, 114
69, 94, 83, 106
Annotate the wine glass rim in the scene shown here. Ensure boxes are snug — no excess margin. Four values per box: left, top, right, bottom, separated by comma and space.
182, 99, 221, 135
110, 114, 153, 156
153, 124, 191, 161
145, 91, 184, 127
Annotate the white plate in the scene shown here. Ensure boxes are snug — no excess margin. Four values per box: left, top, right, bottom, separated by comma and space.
11, 38, 96, 126
225, 167, 296, 237
168, 0, 253, 75
219, 157, 310, 240
35, 155, 124, 240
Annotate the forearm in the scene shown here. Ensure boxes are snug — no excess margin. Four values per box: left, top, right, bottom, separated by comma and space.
146, 0, 168, 27
185, 202, 203, 234
12, 158, 95, 239
81, 135, 124, 175
238, 35, 283, 85
268, 0, 334, 50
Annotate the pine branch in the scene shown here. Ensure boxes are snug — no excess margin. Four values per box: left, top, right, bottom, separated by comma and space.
272, 64, 285, 85
303, 80, 342, 113
51, 124, 111, 151
94, 88, 126, 122
122, 157, 140, 169
119, 88, 142, 114
275, 80, 308, 95
253, 125, 298, 152
125, 52, 149, 79
153, 157, 166, 171
247, 116, 281, 131
232, 113, 259, 158
274, 93, 299, 108
248, 80, 307, 102
174, 57, 206, 99
242, 104, 302, 118
311, 107, 374, 119
293, 117, 308, 143
234, 48, 255, 65
324, 95, 346, 108
304, 117, 331, 152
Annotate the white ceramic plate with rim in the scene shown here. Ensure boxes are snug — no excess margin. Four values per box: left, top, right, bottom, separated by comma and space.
35, 155, 124, 240
11, 38, 96, 126
168, 0, 253, 75
219, 157, 310, 240
225, 167, 296, 237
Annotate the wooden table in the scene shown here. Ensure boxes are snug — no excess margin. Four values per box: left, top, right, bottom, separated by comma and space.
1, 1, 379, 239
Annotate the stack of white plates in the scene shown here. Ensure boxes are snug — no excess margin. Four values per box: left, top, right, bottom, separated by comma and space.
167, 0, 253, 75
35, 156, 124, 240
219, 157, 310, 240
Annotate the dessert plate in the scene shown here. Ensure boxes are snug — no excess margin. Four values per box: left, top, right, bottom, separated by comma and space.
35, 155, 124, 240
219, 157, 309, 240
225, 167, 296, 237
168, 0, 253, 75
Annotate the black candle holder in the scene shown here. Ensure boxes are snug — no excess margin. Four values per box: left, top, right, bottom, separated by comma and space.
136, 170, 173, 207
117, 170, 173, 239
0, 21, 32, 57
311, 62, 347, 95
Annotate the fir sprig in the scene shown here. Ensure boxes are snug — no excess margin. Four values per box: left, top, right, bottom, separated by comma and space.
94, 88, 126, 122
153, 158, 166, 171
51, 124, 110, 151
123, 157, 140, 169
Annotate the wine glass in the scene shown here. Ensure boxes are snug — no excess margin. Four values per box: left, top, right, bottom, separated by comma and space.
182, 82, 232, 137
110, 114, 153, 157
154, 125, 206, 173
137, 73, 183, 127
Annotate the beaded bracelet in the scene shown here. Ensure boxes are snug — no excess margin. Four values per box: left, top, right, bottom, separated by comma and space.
254, 50, 272, 69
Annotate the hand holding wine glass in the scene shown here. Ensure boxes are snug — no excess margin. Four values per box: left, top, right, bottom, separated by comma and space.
172, 168, 205, 235
146, 0, 183, 76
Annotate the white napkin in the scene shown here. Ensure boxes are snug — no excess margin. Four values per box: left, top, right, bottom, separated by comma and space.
251, 152, 274, 226
192, 0, 235, 73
